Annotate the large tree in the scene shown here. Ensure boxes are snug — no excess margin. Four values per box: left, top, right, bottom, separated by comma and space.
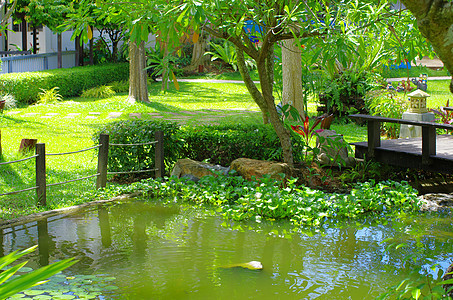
400, 0, 453, 93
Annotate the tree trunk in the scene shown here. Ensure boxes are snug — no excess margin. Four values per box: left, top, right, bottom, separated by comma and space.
128, 41, 149, 103
401, 0, 453, 93
282, 38, 305, 119
257, 58, 294, 166
190, 32, 209, 72
236, 48, 270, 124
89, 27, 94, 66
21, 18, 27, 51
57, 33, 62, 68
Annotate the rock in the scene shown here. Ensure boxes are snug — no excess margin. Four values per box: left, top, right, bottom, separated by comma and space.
419, 193, 453, 211
230, 158, 293, 181
171, 158, 229, 180
316, 130, 356, 168
221, 261, 263, 270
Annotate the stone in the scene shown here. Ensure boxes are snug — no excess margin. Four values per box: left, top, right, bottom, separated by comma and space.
171, 158, 229, 180
400, 112, 435, 139
419, 193, 453, 211
315, 130, 355, 168
230, 158, 293, 181
221, 261, 263, 270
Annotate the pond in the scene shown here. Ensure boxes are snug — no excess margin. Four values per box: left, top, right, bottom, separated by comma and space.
2, 200, 452, 299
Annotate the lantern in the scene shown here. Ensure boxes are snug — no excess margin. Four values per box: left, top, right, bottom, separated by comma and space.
407, 89, 429, 113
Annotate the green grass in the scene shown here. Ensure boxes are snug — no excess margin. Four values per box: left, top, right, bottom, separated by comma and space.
1, 78, 451, 221
379, 65, 450, 79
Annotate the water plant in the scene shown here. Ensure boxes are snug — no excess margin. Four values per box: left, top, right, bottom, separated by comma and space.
0, 246, 76, 299
99, 176, 421, 230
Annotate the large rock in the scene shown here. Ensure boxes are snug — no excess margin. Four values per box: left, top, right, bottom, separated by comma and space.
171, 158, 229, 181
316, 130, 356, 167
230, 158, 293, 181
419, 193, 453, 211
443, 262, 453, 297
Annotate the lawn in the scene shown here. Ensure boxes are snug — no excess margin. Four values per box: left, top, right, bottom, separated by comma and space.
0, 78, 452, 220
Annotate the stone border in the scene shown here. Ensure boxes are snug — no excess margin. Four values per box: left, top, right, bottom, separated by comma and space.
0, 192, 143, 230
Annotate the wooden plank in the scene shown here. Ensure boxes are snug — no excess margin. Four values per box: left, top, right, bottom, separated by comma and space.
349, 114, 453, 130
367, 120, 380, 158
422, 126, 436, 165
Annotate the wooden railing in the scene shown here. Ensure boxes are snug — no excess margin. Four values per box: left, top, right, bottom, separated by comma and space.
349, 114, 453, 165
0, 131, 164, 206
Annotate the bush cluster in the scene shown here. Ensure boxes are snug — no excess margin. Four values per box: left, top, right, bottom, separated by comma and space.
0, 63, 129, 105
93, 120, 306, 180
93, 120, 184, 178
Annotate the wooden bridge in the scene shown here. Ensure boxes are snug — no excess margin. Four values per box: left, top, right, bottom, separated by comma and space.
349, 114, 453, 173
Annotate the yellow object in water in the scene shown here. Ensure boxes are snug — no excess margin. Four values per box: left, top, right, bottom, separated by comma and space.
221, 261, 263, 270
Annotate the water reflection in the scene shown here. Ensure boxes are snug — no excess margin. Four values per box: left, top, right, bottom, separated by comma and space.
0, 201, 451, 299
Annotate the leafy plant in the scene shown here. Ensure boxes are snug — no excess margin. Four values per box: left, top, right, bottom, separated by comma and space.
290, 115, 326, 163
101, 176, 421, 230
81, 85, 116, 98
367, 89, 408, 139
377, 242, 453, 300
108, 80, 129, 93
0, 245, 76, 299
93, 120, 184, 179
431, 100, 453, 134
37, 87, 63, 105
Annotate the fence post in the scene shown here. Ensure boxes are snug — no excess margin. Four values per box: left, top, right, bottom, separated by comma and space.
35, 143, 46, 206
96, 134, 109, 189
155, 131, 164, 178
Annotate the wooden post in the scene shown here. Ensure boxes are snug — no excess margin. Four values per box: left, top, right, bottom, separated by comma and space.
36, 143, 46, 206
155, 131, 164, 178
422, 126, 436, 165
367, 120, 381, 158
96, 134, 109, 189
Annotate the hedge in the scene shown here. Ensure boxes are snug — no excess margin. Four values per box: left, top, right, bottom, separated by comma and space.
93, 120, 306, 180
0, 63, 129, 104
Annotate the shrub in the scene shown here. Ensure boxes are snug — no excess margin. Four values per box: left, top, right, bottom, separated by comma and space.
108, 80, 129, 93
81, 85, 116, 98
180, 123, 305, 165
37, 87, 63, 104
0, 63, 129, 105
93, 120, 184, 179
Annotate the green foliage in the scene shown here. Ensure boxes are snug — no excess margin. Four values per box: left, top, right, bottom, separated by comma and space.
0, 246, 76, 300
108, 80, 129, 93
367, 89, 408, 138
81, 85, 116, 98
180, 123, 304, 165
103, 176, 420, 229
206, 40, 238, 71
93, 120, 184, 179
377, 242, 453, 300
0, 63, 129, 104
37, 87, 63, 105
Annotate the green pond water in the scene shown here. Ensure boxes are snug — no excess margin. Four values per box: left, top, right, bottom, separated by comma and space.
1, 200, 452, 299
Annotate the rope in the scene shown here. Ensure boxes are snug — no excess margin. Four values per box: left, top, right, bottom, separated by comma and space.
46, 145, 101, 156
108, 168, 157, 175
0, 155, 38, 165
0, 186, 38, 196
46, 173, 100, 187
110, 141, 158, 147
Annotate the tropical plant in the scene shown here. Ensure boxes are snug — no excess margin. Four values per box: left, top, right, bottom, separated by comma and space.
81, 85, 116, 98
0, 245, 76, 299
108, 80, 129, 93
291, 115, 325, 162
431, 100, 453, 134
367, 89, 408, 139
37, 87, 63, 105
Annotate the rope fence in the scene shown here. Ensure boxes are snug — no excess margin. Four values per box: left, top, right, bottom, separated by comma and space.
0, 131, 165, 206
